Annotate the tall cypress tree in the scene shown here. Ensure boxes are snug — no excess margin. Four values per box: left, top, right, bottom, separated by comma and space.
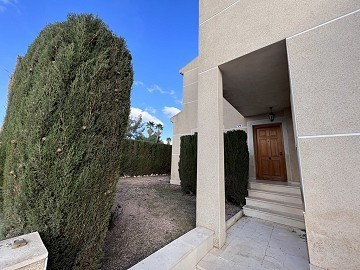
1, 14, 133, 269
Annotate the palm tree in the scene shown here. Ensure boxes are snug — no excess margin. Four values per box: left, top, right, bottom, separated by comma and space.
155, 123, 163, 143
146, 121, 155, 137
166, 137, 171, 145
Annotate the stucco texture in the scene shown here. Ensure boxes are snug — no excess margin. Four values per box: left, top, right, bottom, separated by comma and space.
287, 9, 360, 137
288, 10, 360, 270
199, 0, 360, 72
300, 136, 360, 269
196, 67, 226, 248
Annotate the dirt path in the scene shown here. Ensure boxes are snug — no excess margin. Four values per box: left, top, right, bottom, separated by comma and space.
101, 176, 240, 270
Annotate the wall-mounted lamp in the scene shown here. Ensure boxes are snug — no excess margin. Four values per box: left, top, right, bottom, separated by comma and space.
268, 107, 275, 122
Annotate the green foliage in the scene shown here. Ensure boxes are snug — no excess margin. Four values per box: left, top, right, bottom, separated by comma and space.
144, 121, 163, 143
178, 130, 249, 205
120, 139, 171, 176
0, 132, 4, 230
178, 134, 197, 194
224, 130, 249, 206
126, 115, 145, 140
1, 14, 133, 269
0, 133, 5, 188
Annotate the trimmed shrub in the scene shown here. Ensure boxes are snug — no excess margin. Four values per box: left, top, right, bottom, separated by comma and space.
178, 130, 249, 205
224, 130, 249, 206
0, 132, 4, 229
119, 140, 171, 176
0, 134, 4, 188
178, 134, 197, 194
1, 14, 133, 269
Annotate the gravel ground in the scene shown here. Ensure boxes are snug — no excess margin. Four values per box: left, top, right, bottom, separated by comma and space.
101, 175, 241, 270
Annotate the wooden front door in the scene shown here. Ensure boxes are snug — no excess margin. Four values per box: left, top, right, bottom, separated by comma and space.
254, 124, 287, 181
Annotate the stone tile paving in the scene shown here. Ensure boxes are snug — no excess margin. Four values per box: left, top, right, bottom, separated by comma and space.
198, 217, 309, 270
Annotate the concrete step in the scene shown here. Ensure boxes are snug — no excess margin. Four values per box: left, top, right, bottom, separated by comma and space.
243, 205, 305, 229
246, 196, 304, 216
249, 181, 301, 195
248, 189, 303, 205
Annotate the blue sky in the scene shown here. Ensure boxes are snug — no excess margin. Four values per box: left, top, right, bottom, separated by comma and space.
0, 0, 199, 141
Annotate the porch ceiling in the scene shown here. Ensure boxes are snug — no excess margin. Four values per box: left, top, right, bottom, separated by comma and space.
220, 40, 291, 117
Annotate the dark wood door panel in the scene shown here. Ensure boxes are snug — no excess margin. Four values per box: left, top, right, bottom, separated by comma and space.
254, 124, 287, 181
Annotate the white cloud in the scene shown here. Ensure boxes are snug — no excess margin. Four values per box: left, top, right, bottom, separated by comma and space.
130, 107, 163, 125
0, 0, 15, 4
145, 106, 156, 114
162, 106, 180, 118
0, 0, 17, 12
133, 80, 144, 86
146, 84, 175, 96
134, 80, 178, 100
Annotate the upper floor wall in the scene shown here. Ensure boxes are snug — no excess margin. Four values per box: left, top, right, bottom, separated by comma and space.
199, 0, 360, 72
181, 57, 199, 105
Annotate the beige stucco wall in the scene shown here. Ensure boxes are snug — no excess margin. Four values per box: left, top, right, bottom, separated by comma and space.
223, 99, 246, 130
199, 0, 360, 72
197, 67, 226, 247
170, 102, 198, 185
284, 108, 300, 183
287, 9, 360, 269
170, 60, 199, 185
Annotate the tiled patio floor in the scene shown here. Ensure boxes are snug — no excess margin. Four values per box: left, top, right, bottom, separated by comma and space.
197, 217, 309, 270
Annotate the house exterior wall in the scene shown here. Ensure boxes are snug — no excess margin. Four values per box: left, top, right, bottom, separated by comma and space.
199, 0, 359, 72
173, 0, 359, 262
286, 9, 360, 269
284, 108, 301, 183
195, 0, 360, 258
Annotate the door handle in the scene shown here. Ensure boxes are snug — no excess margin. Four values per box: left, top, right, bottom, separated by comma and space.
279, 152, 283, 156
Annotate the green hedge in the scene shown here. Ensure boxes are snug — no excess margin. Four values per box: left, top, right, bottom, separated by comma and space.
224, 130, 249, 206
0, 134, 4, 188
178, 130, 249, 206
0, 133, 4, 236
1, 14, 133, 269
178, 134, 197, 194
120, 139, 171, 176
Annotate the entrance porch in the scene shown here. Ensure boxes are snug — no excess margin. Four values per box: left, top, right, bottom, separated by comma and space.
197, 217, 308, 270
219, 40, 305, 229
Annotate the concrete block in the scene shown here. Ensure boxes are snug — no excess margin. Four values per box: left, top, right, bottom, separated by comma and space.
0, 232, 48, 270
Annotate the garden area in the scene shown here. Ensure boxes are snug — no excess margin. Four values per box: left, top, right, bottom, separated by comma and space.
101, 175, 241, 270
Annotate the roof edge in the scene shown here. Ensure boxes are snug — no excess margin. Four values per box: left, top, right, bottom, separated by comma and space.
179, 57, 199, 75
